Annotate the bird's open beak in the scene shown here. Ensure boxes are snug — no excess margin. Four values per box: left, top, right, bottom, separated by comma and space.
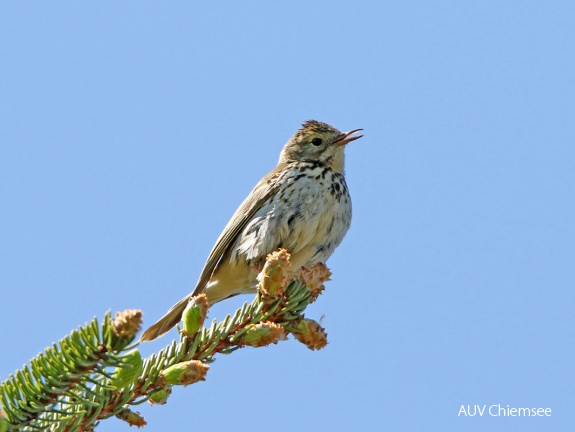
334, 128, 363, 146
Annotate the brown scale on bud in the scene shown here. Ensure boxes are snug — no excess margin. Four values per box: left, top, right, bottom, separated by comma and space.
240, 322, 287, 347
112, 309, 143, 347
299, 263, 332, 303
116, 409, 147, 428
160, 360, 210, 386
258, 248, 293, 300
292, 318, 328, 351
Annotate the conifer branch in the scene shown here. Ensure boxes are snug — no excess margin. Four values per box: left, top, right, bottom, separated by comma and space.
0, 250, 331, 431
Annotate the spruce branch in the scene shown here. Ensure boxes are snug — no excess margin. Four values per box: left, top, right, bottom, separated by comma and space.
0, 249, 331, 430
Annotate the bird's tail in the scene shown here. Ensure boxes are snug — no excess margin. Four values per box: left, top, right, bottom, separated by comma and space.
139, 295, 191, 342
139, 275, 257, 341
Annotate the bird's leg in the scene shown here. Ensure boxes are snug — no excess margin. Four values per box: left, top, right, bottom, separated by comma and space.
250, 263, 262, 273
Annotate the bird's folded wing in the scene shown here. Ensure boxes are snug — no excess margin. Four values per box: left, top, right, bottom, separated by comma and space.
190, 163, 288, 297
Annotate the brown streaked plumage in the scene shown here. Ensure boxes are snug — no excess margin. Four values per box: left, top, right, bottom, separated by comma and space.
140, 120, 362, 341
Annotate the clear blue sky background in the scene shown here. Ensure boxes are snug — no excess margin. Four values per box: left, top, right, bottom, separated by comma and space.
1, 2, 574, 431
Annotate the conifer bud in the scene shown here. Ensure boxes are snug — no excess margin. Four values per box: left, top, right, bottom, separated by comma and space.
117, 409, 147, 427
111, 309, 143, 348
259, 248, 292, 299
292, 318, 328, 350
160, 360, 209, 386
182, 294, 209, 337
299, 263, 331, 303
148, 388, 172, 406
241, 322, 287, 347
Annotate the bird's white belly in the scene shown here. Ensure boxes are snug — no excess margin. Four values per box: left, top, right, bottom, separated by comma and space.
232, 164, 351, 268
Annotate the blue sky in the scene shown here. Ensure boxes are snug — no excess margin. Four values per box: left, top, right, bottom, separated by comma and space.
1, 2, 574, 431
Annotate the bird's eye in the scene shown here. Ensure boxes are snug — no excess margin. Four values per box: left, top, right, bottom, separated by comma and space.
311, 137, 323, 146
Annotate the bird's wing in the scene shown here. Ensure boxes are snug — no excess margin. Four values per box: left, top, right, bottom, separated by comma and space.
190, 163, 288, 296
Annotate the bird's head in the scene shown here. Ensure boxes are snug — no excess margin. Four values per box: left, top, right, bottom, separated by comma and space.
279, 120, 362, 172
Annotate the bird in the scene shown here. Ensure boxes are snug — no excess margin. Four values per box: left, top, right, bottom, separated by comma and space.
140, 120, 362, 341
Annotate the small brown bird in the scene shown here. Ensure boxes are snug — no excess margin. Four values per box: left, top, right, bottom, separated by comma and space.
140, 120, 362, 341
